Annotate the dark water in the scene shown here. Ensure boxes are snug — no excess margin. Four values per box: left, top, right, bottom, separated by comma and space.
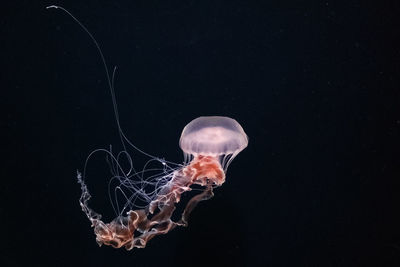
2, 1, 400, 266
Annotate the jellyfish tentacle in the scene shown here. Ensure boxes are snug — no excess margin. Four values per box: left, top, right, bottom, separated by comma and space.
178, 184, 214, 226
77, 153, 228, 250
77, 171, 101, 222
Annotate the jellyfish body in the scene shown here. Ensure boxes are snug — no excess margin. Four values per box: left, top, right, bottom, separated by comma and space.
78, 116, 248, 250
47, 4, 248, 251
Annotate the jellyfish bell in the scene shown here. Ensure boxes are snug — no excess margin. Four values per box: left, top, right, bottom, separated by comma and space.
180, 116, 248, 158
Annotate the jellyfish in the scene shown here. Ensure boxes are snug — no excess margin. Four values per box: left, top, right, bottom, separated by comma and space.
78, 116, 248, 250
47, 5, 248, 250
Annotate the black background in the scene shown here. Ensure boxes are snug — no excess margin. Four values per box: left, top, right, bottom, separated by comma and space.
2, 1, 400, 266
